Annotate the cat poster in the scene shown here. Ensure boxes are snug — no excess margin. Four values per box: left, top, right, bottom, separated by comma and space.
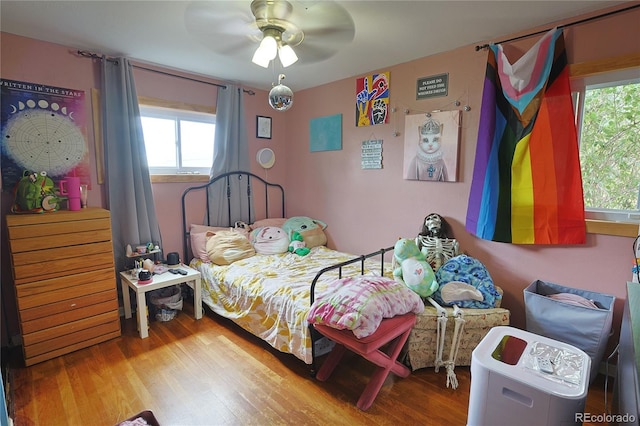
403, 110, 461, 182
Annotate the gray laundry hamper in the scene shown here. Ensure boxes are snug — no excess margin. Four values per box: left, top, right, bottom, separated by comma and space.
524, 280, 615, 384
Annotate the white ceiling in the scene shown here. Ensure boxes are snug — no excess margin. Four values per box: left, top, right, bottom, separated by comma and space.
0, 1, 626, 91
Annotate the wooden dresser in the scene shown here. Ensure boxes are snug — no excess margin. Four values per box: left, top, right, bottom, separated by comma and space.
6, 207, 121, 366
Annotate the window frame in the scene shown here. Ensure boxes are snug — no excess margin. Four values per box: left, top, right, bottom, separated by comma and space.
138, 96, 215, 183
569, 53, 640, 237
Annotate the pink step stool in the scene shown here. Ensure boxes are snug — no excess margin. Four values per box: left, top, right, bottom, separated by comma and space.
313, 313, 417, 410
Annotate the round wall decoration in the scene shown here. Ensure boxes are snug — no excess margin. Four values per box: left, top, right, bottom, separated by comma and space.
256, 148, 276, 169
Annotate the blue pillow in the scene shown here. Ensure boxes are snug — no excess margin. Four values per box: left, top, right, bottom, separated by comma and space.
433, 255, 501, 308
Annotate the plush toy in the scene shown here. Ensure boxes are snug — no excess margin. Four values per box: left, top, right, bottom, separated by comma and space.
250, 226, 290, 255
11, 170, 59, 213
392, 238, 439, 298
282, 216, 328, 248
206, 230, 255, 265
432, 254, 501, 309
288, 231, 310, 256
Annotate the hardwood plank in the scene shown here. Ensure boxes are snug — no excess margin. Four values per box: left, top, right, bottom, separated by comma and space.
6, 307, 614, 425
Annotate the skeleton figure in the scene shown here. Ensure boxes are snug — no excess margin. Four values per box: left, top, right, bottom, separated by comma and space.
415, 213, 460, 271
407, 117, 448, 181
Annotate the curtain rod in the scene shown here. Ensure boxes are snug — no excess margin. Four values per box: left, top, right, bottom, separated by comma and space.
76, 50, 255, 95
475, 3, 640, 51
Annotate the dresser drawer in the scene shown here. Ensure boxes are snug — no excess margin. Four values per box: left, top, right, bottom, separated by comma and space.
16, 271, 116, 310
24, 315, 121, 360
11, 241, 113, 267
24, 329, 122, 366
23, 310, 120, 348
9, 228, 113, 253
20, 292, 118, 334
20, 288, 117, 322
12, 251, 114, 284
7, 217, 111, 241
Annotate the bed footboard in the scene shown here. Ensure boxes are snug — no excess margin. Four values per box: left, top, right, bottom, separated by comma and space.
308, 246, 395, 375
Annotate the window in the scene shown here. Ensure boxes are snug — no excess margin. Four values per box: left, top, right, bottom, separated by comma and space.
140, 104, 215, 175
572, 64, 640, 226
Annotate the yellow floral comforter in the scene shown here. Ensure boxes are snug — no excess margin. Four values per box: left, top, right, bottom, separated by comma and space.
190, 246, 389, 364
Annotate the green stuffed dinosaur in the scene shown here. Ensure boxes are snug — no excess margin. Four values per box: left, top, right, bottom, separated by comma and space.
288, 231, 310, 256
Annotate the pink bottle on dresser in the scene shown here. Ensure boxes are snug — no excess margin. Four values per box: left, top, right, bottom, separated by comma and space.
59, 176, 81, 211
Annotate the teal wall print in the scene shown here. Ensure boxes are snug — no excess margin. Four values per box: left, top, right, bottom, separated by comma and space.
310, 113, 342, 152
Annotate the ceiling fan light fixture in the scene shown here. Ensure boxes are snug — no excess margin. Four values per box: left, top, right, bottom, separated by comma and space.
252, 48, 272, 68
252, 33, 278, 67
278, 43, 298, 67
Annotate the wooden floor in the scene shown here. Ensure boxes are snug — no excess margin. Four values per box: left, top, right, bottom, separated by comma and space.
5, 302, 614, 426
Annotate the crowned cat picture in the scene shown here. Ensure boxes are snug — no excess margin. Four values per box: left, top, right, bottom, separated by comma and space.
403, 111, 461, 182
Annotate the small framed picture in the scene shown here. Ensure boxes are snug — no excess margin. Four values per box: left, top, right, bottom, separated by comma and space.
256, 115, 272, 139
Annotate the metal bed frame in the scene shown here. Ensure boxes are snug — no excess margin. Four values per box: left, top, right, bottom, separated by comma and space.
181, 171, 285, 262
181, 170, 394, 374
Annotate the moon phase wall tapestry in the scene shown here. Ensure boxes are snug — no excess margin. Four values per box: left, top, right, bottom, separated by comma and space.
1, 79, 90, 192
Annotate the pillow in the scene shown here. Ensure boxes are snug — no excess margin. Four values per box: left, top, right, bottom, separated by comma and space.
307, 276, 425, 338
250, 226, 289, 255
299, 227, 327, 248
433, 254, 502, 309
190, 225, 229, 262
191, 224, 249, 238
206, 230, 255, 265
251, 217, 288, 229
282, 216, 328, 248
190, 224, 249, 262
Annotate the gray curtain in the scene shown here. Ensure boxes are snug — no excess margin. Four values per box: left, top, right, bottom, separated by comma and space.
101, 57, 162, 274
207, 84, 250, 226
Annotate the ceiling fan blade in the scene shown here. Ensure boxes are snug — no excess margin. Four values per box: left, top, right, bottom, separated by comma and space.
287, 0, 355, 62
289, 1, 354, 38
184, 1, 260, 54
294, 41, 340, 64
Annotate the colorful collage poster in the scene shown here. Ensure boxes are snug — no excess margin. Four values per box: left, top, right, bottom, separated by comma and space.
355, 72, 389, 127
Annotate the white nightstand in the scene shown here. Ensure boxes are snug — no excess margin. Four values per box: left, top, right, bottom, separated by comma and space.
120, 266, 202, 338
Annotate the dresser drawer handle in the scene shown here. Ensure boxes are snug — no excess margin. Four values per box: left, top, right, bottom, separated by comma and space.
70, 303, 77, 307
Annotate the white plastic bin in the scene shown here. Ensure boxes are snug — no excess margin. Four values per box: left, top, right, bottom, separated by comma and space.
467, 326, 590, 426
524, 280, 615, 383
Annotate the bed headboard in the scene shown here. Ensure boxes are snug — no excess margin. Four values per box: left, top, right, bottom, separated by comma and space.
181, 171, 285, 262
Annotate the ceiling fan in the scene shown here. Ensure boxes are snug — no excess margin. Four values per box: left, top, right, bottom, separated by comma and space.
185, 0, 355, 68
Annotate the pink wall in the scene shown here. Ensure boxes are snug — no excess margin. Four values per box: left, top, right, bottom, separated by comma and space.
284, 4, 640, 339
0, 32, 281, 343
1, 3, 639, 347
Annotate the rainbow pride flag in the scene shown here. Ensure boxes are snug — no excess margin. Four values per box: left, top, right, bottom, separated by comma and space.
466, 28, 586, 244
